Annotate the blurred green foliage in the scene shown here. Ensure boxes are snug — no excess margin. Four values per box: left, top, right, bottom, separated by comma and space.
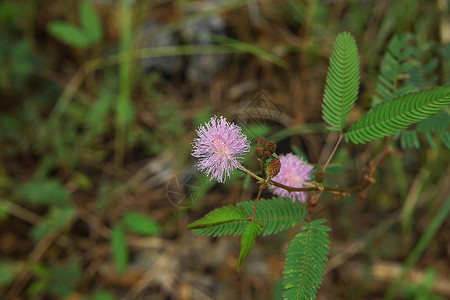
0, 261, 17, 288
16, 180, 71, 206
83, 290, 117, 300
30, 206, 75, 241
402, 268, 445, 300
47, 0, 103, 48
111, 223, 128, 275
28, 260, 81, 297
123, 212, 162, 236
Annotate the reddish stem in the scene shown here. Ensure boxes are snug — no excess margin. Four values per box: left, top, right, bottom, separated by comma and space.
248, 183, 266, 222
269, 179, 345, 194
322, 132, 343, 172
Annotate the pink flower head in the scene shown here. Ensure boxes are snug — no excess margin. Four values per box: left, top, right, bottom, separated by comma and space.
269, 153, 314, 203
192, 116, 250, 183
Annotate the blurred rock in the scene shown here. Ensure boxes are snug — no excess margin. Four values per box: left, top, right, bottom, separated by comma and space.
139, 0, 228, 85
182, 1, 228, 85
140, 22, 183, 75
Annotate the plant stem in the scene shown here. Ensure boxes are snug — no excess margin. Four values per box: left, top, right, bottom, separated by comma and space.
115, 0, 133, 166
313, 138, 395, 217
238, 165, 264, 182
238, 165, 345, 194
249, 183, 266, 222
322, 131, 343, 172
269, 179, 345, 194
260, 159, 267, 180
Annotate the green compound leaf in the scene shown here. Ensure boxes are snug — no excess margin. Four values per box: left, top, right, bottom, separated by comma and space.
417, 110, 450, 132
416, 109, 450, 149
400, 130, 421, 150
442, 131, 450, 149
187, 197, 306, 237
80, 0, 103, 44
345, 86, 450, 144
187, 203, 246, 236
238, 221, 264, 271
283, 219, 330, 300
322, 32, 360, 131
371, 34, 448, 149
372, 34, 414, 106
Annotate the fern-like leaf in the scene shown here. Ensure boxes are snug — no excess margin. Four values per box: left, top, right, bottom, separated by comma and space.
345, 86, 450, 144
441, 131, 450, 149
400, 130, 420, 149
186, 204, 247, 237
322, 32, 360, 131
372, 34, 444, 149
283, 219, 330, 299
372, 34, 414, 106
238, 221, 264, 270
415, 110, 450, 148
416, 110, 450, 132
187, 197, 306, 237
407, 38, 438, 90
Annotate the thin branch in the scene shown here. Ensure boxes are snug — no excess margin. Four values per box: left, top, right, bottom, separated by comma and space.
269, 179, 346, 194
322, 131, 343, 172
312, 137, 395, 216
241, 136, 394, 215
238, 165, 264, 182
1, 200, 41, 224
248, 183, 266, 222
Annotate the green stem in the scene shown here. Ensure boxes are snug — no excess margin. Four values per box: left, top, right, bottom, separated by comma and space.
260, 159, 267, 180
115, 0, 133, 165
238, 165, 264, 182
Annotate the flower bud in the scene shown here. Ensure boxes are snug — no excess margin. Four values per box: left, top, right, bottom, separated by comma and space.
315, 170, 325, 183
257, 137, 266, 149
255, 148, 263, 158
264, 151, 271, 159
266, 159, 281, 178
266, 141, 277, 153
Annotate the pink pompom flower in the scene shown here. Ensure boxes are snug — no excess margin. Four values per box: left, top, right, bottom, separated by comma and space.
269, 153, 314, 203
192, 116, 250, 183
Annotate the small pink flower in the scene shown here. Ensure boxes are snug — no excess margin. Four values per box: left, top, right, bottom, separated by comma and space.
192, 116, 250, 183
269, 153, 314, 203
